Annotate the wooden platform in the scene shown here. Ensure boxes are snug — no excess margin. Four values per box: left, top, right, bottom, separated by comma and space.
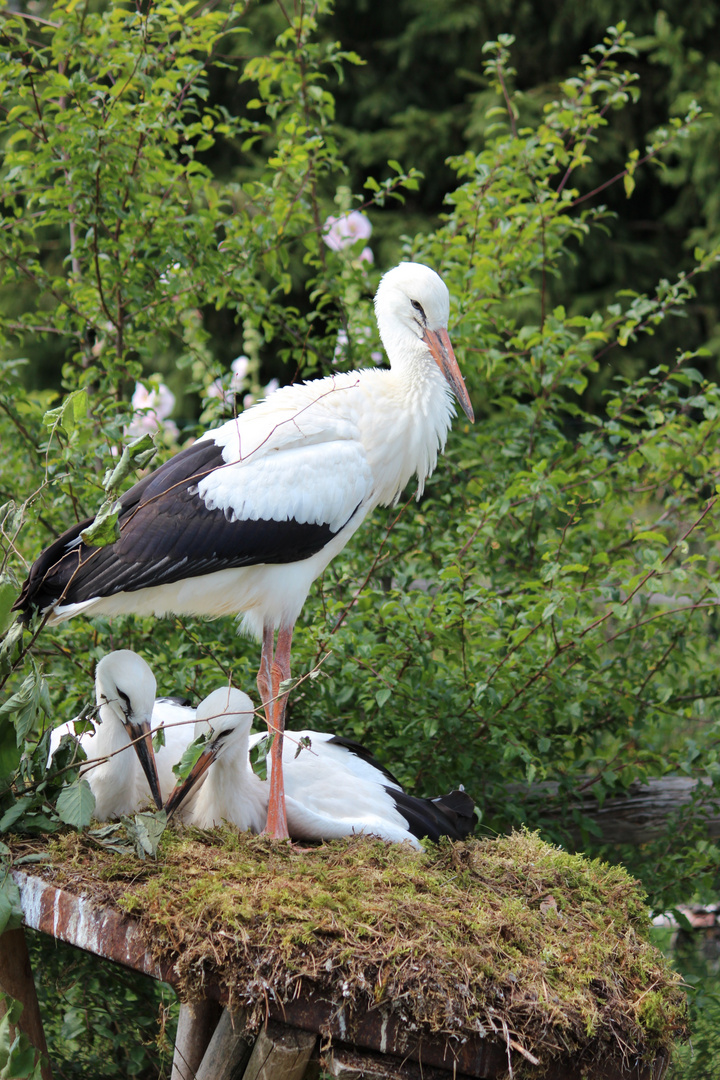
4, 868, 672, 1080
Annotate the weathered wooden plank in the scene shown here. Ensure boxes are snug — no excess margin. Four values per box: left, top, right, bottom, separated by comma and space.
240, 1020, 316, 1080
0, 927, 52, 1080
269, 994, 508, 1078
516, 776, 720, 844
323, 1043, 475, 1080
13, 869, 174, 981
195, 1007, 253, 1080
171, 999, 223, 1080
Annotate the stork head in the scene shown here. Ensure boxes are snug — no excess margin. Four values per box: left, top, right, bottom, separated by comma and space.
164, 687, 255, 819
374, 262, 474, 422
95, 650, 163, 809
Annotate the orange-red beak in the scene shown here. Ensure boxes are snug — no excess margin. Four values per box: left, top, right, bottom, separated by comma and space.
423, 327, 474, 422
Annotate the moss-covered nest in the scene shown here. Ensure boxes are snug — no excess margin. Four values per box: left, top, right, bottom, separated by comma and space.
11, 828, 687, 1076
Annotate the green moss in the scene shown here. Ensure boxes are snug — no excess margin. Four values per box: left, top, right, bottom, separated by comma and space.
13, 827, 688, 1077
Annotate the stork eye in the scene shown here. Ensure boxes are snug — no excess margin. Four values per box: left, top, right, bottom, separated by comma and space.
411, 299, 426, 320
117, 689, 131, 710
213, 726, 233, 742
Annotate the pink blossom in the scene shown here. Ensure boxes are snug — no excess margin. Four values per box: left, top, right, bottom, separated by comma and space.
206, 379, 226, 401
323, 211, 372, 251
125, 381, 178, 442
358, 247, 374, 264
159, 261, 182, 286
332, 329, 349, 366
131, 381, 175, 421
231, 355, 250, 381
206, 355, 251, 404
332, 325, 383, 366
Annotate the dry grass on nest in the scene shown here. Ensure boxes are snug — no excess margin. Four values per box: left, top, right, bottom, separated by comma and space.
12, 827, 688, 1076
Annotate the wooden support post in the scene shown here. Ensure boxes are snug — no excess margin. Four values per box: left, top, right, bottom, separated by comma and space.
0, 928, 52, 1080
240, 1020, 317, 1080
194, 1007, 253, 1080
171, 999, 223, 1080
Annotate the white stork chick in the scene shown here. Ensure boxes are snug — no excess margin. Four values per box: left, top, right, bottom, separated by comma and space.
49, 650, 197, 818
165, 694, 476, 848
48, 650, 162, 821
164, 687, 266, 833
15, 262, 474, 840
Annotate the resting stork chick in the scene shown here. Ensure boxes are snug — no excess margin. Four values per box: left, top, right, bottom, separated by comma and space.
15, 262, 474, 840
49, 650, 197, 818
165, 688, 476, 848
48, 650, 163, 821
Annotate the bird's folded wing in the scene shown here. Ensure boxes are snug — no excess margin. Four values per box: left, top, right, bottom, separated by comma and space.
16, 414, 374, 609
197, 428, 372, 532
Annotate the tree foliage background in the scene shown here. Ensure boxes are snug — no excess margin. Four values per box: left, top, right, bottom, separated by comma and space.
1, 0, 720, 1075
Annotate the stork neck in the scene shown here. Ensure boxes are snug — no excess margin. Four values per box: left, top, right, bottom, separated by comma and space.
360, 353, 455, 504
201, 732, 266, 831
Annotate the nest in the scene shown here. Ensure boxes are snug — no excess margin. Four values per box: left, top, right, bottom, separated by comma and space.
10, 827, 688, 1077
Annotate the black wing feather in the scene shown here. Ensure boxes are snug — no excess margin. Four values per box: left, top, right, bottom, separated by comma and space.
389, 786, 476, 843
324, 736, 476, 841
15, 438, 340, 618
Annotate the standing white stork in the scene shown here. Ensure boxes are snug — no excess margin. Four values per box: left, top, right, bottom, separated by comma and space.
49, 650, 197, 817
15, 262, 474, 840
164, 687, 476, 847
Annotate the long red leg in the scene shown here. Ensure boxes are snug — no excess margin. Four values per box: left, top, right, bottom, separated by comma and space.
263, 622, 293, 840
256, 623, 274, 732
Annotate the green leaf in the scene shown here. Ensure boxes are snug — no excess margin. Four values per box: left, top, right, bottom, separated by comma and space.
0, 622, 24, 662
56, 779, 95, 828
121, 811, 167, 858
250, 734, 270, 781
172, 735, 207, 780
0, 671, 49, 747
0, 800, 31, 834
633, 530, 667, 545
0, 992, 44, 1078
0, 877, 23, 936
87, 822, 134, 856
0, 582, 18, 638
79, 498, 121, 547
42, 389, 88, 434
12, 854, 50, 867
102, 433, 157, 492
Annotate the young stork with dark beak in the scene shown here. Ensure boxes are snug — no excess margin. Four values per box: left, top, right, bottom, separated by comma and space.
164, 687, 476, 848
48, 651, 163, 821
16, 262, 474, 840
